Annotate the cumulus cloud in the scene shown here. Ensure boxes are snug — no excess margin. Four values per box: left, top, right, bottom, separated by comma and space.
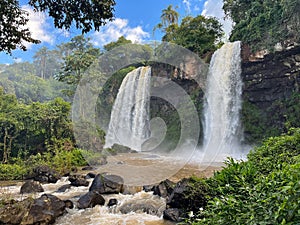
92, 18, 149, 47
183, 0, 192, 13
201, 0, 233, 40
22, 5, 54, 48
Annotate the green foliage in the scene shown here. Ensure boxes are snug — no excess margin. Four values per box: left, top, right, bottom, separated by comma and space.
241, 93, 300, 144
104, 36, 132, 51
163, 15, 223, 58
0, 0, 40, 54
0, 163, 28, 180
224, 0, 300, 52
184, 128, 300, 224
0, 0, 115, 53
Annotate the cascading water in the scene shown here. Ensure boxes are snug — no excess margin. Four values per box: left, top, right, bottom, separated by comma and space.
105, 66, 151, 151
203, 41, 243, 160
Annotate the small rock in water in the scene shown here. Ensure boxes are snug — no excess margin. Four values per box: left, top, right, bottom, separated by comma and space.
64, 200, 74, 209
107, 198, 118, 207
20, 180, 44, 194
57, 184, 72, 193
85, 172, 96, 179
82, 166, 95, 171
69, 175, 89, 187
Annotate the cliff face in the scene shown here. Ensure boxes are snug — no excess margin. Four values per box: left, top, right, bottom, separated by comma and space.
242, 46, 300, 109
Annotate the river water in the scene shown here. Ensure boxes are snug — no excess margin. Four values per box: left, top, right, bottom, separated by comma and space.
0, 152, 223, 225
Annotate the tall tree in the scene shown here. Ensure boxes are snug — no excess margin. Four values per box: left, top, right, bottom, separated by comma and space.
153, 5, 179, 37
162, 15, 223, 57
0, 0, 115, 54
57, 35, 100, 98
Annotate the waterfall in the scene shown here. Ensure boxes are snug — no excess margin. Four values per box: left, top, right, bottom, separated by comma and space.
105, 66, 151, 151
203, 41, 243, 160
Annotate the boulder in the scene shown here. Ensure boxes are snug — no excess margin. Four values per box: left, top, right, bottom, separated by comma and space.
163, 208, 182, 222
85, 172, 96, 179
111, 144, 131, 153
31, 165, 60, 183
0, 194, 67, 225
89, 174, 124, 194
152, 179, 175, 198
20, 180, 44, 194
107, 198, 118, 207
167, 178, 207, 213
69, 175, 89, 187
78, 190, 105, 209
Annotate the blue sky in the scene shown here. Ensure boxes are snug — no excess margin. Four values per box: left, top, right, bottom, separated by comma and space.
0, 0, 231, 64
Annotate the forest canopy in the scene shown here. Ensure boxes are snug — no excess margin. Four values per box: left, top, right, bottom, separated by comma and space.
224, 0, 300, 51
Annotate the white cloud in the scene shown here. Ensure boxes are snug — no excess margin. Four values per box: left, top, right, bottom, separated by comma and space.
183, 0, 191, 13
201, 0, 233, 40
22, 5, 54, 48
92, 18, 149, 47
13, 58, 23, 63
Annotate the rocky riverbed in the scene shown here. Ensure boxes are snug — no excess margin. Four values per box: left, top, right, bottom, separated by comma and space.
0, 152, 223, 225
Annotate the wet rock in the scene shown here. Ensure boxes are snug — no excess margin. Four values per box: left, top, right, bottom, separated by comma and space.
111, 144, 131, 153
85, 172, 96, 179
107, 198, 118, 207
167, 178, 207, 213
152, 179, 175, 198
0, 194, 67, 225
20, 180, 44, 194
82, 166, 95, 171
31, 165, 60, 183
78, 190, 105, 209
143, 185, 155, 192
89, 174, 124, 194
57, 184, 72, 193
163, 208, 182, 222
69, 175, 89, 187
64, 200, 74, 209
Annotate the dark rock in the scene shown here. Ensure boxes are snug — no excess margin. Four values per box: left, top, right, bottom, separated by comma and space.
107, 198, 118, 207
78, 190, 105, 209
152, 179, 175, 198
111, 144, 131, 153
0, 194, 67, 225
64, 200, 74, 209
85, 172, 96, 179
20, 180, 44, 194
167, 178, 207, 213
143, 185, 155, 192
82, 166, 95, 171
163, 208, 182, 222
69, 175, 89, 187
32, 165, 60, 183
89, 174, 124, 194
57, 184, 72, 193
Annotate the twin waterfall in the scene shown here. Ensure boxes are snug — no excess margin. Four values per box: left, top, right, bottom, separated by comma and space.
105, 66, 151, 150
203, 41, 243, 160
105, 41, 243, 159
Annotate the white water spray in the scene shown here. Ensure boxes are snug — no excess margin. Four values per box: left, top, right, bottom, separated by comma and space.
105, 66, 151, 151
203, 41, 243, 161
